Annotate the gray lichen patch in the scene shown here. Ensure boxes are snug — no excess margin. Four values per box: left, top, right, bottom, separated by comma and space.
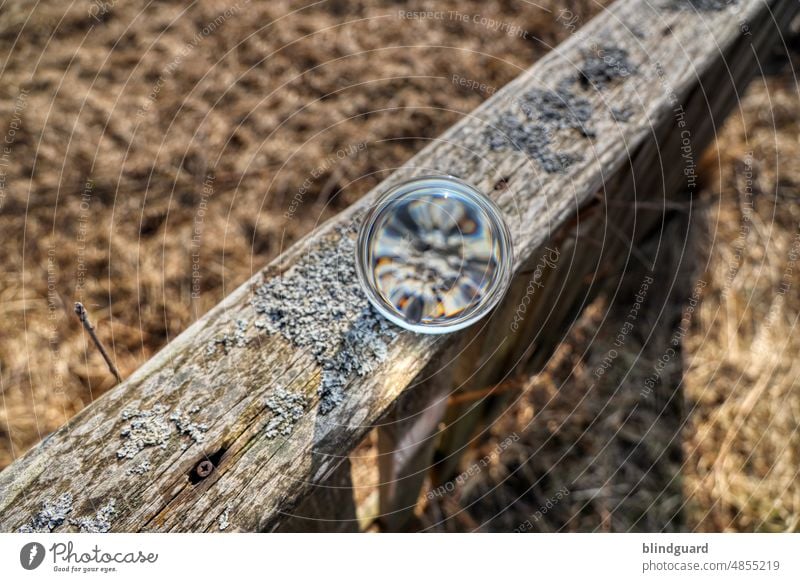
18, 493, 74, 533
70, 499, 116, 533
170, 405, 209, 447
488, 113, 578, 173
524, 84, 595, 137
126, 460, 152, 475
117, 404, 208, 459
488, 78, 597, 172
320, 308, 396, 411
117, 404, 172, 459
487, 43, 639, 172
207, 318, 249, 355
117, 405, 172, 459
578, 45, 637, 89
611, 106, 634, 122
218, 505, 231, 531
264, 388, 307, 438
253, 224, 397, 414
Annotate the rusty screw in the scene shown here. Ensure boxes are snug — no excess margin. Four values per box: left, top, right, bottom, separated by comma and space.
195, 460, 214, 479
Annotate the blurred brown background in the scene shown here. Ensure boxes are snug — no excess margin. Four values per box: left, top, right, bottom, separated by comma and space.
0, 0, 798, 531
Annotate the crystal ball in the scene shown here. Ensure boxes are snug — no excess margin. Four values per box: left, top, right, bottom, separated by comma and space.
356, 176, 512, 334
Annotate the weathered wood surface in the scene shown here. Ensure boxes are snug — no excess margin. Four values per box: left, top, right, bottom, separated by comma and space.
1, 0, 796, 532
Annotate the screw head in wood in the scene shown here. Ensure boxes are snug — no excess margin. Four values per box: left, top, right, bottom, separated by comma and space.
195, 460, 214, 479
356, 175, 512, 334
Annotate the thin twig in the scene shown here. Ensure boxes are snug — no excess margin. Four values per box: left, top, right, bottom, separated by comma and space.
73, 302, 122, 384
447, 375, 529, 406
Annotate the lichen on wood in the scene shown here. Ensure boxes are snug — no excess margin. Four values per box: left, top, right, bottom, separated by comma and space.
117, 404, 207, 459
486, 42, 638, 171
578, 45, 637, 89
611, 106, 634, 122
486, 77, 597, 172
252, 225, 397, 413
524, 83, 595, 136
207, 318, 249, 355
170, 406, 209, 446
264, 388, 307, 438
487, 112, 579, 172
18, 493, 74, 533
117, 405, 172, 459
71, 499, 116, 533
218, 505, 230, 531
126, 460, 152, 475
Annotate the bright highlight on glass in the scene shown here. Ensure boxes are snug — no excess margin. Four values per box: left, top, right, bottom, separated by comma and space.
356, 176, 512, 334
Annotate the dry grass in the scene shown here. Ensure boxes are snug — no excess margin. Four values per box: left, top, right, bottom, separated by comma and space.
1, 0, 798, 533
681, 42, 800, 531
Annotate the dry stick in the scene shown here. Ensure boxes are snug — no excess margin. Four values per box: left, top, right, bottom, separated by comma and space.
73, 302, 122, 384
446, 375, 529, 406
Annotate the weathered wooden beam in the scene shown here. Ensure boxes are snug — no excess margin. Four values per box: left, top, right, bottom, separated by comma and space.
0, 0, 795, 532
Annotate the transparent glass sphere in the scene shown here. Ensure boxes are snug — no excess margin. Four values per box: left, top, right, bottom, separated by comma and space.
356, 176, 512, 334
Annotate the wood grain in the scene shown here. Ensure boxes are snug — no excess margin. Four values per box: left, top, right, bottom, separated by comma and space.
0, 0, 795, 532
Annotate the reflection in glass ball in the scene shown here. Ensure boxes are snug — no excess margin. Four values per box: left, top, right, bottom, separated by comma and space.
356, 177, 512, 334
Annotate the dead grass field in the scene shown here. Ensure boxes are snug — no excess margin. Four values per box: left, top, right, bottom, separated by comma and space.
0, 0, 797, 532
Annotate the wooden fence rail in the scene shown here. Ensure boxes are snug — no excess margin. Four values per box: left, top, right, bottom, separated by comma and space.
1, 0, 796, 532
